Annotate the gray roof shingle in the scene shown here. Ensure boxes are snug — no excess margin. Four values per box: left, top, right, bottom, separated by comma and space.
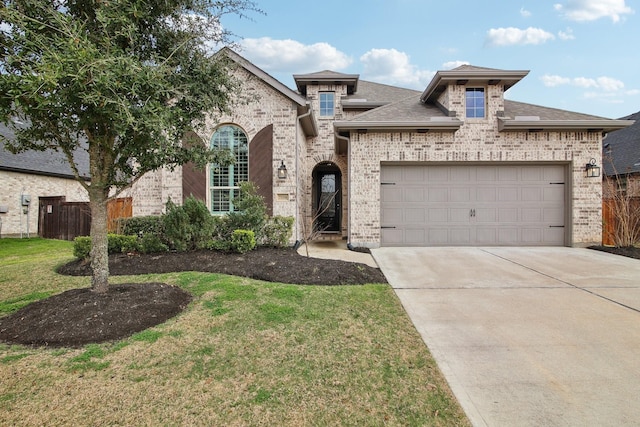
0, 122, 90, 180
603, 111, 640, 176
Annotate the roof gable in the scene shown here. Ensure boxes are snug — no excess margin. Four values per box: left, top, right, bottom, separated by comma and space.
293, 70, 359, 96
421, 66, 529, 103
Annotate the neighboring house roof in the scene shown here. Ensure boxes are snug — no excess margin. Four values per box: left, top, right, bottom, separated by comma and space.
220, 48, 318, 137
603, 111, 640, 176
0, 121, 90, 180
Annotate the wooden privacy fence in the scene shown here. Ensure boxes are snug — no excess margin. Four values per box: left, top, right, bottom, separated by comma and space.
38, 197, 132, 241
602, 197, 640, 246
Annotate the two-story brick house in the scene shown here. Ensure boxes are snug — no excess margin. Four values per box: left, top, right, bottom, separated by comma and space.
70, 48, 634, 247
141, 48, 625, 248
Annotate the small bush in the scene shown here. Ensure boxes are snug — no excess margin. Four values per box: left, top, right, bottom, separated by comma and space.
163, 197, 214, 251
120, 216, 164, 237
226, 182, 267, 240
73, 234, 139, 260
107, 234, 139, 254
139, 233, 168, 254
230, 230, 256, 254
261, 216, 294, 247
73, 236, 92, 260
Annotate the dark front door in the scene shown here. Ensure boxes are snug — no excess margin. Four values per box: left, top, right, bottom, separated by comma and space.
316, 171, 341, 232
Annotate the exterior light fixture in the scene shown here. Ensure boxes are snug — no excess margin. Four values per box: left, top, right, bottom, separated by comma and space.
585, 158, 600, 178
277, 160, 288, 180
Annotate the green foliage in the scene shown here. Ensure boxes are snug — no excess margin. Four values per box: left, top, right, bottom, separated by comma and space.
0, 0, 259, 289
73, 236, 92, 260
163, 197, 214, 251
0, 291, 53, 315
108, 234, 139, 254
73, 234, 138, 259
226, 182, 267, 238
261, 216, 294, 247
120, 216, 164, 237
139, 233, 168, 254
230, 229, 256, 254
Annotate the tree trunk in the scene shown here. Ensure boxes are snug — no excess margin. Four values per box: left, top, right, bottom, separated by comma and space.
89, 187, 110, 293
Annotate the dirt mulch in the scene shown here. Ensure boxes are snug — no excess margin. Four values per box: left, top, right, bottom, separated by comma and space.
0, 247, 387, 348
0, 283, 191, 348
589, 245, 640, 260
57, 247, 388, 285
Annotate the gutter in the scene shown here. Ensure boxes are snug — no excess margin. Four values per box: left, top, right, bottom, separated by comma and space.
497, 118, 634, 133
295, 105, 314, 243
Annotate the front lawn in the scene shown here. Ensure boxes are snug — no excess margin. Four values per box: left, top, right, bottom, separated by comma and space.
0, 238, 469, 426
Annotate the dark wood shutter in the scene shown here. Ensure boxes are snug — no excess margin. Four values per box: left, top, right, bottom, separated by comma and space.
249, 125, 274, 216
181, 131, 207, 203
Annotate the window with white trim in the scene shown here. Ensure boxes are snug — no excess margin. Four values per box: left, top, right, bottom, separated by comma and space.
209, 125, 248, 214
465, 88, 485, 118
319, 92, 335, 117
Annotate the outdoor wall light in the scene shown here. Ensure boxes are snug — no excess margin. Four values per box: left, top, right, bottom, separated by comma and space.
585, 158, 601, 178
277, 160, 288, 180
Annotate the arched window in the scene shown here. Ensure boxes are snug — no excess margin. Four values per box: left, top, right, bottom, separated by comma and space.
210, 125, 248, 214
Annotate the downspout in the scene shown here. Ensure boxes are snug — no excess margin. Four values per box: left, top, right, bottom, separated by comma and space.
295, 105, 313, 246
334, 131, 353, 250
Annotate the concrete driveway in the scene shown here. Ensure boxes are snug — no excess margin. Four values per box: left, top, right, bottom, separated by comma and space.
371, 247, 640, 427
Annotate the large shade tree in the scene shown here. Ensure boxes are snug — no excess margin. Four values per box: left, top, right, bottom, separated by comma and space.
0, 0, 259, 292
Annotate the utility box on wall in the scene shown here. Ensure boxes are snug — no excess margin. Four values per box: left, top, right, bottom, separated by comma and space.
21, 195, 31, 206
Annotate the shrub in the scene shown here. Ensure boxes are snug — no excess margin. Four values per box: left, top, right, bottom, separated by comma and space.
139, 233, 168, 254
230, 229, 256, 254
73, 236, 92, 260
162, 198, 191, 251
73, 234, 139, 260
107, 234, 139, 254
260, 216, 294, 247
120, 216, 164, 237
163, 196, 215, 251
226, 182, 267, 239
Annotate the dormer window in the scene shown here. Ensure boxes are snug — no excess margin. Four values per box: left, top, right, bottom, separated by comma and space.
465, 88, 485, 118
320, 92, 335, 117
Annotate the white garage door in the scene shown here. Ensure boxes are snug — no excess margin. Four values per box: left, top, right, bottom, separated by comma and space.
380, 164, 566, 246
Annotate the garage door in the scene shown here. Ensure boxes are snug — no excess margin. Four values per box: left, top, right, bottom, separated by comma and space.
380, 164, 566, 246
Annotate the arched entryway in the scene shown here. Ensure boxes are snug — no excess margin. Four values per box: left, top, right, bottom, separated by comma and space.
312, 162, 342, 233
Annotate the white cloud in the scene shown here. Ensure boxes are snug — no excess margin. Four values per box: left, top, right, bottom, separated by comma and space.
626, 89, 640, 96
486, 27, 555, 46
520, 7, 532, 17
554, 0, 633, 22
442, 60, 469, 70
558, 28, 575, 40
359, 48, 435, 89
240, 37, 352, 73
541, 74, 625, 91
541, 75, 571, 87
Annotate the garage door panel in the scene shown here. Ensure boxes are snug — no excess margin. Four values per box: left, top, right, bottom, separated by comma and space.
405, 188, 425, 202
450, 208, 471, 222
405, 208, 425, 223
382, 186, 402, 202
380, 164, 566, 246
382, 207, 403, 223
428, 208, 448, 222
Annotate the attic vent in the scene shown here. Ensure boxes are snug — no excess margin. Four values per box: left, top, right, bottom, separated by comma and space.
515, 116, 540, 121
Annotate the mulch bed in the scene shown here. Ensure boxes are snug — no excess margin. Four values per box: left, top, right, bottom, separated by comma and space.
1, 247, 387, 348
0, 283, 191, 348
589, 245, 640, 260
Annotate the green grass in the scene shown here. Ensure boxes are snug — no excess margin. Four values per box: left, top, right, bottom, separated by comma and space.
0, 238, 470, 426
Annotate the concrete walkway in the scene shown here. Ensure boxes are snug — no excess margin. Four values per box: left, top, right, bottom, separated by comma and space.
296, 240, 379, 268
371, 247, 640, 427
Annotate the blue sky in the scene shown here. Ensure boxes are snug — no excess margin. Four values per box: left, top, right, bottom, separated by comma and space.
221, 0, 638, 119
